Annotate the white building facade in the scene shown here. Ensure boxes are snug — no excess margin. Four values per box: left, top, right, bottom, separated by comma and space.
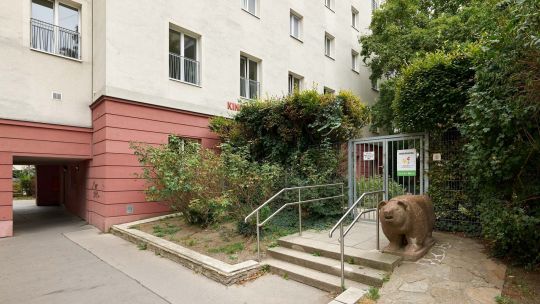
0, 0, 378, 237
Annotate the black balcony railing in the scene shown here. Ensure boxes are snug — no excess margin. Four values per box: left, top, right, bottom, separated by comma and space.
30, 18, 80, 59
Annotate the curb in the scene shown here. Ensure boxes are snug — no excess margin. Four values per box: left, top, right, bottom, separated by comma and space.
110, 214, 261, 285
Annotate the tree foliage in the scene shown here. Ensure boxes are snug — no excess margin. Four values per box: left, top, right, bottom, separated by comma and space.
363, 0, 540, 265
393, 50, 476, 132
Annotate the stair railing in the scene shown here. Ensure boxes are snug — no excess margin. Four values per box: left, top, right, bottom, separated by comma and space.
245, 183, 344, 261
329, 190, 385, 289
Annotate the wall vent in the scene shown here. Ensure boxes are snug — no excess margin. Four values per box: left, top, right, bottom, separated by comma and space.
52, 92, 62, 101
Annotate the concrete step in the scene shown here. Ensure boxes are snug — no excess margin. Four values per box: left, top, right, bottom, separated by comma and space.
264, 258, 370, 294
278, 235, 401, 271
267, 246, 386, 287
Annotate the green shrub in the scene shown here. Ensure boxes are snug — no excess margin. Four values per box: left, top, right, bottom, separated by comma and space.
479, 199, 540, 267
393, 49, 476, 133
132, 139, 227, 227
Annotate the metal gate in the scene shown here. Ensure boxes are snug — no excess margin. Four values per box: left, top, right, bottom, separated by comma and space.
347, 133, 428, 219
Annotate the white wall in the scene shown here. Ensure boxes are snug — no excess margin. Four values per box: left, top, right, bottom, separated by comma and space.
99, 0, 378, 117
0, 0, 93, 128
0, 0, 378, 129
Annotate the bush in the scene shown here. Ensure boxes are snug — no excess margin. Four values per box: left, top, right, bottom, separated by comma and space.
479, 199, 540, 267
393, 50, 476, 132
132, 139, 228, 227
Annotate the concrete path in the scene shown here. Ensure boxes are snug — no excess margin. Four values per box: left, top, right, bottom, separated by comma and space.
377, 232, 506, 304
0, 201, 330, 304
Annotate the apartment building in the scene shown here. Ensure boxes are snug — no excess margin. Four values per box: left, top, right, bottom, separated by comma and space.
0, 0, 378, 237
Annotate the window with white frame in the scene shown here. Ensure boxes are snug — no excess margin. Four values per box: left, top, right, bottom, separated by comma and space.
324, 87, 335, 94
325, 33, 335, 58
372, 0, 381, 11
240, 56, 260, 99
30, 0, 80, 59
290, 11, 303, 40
242, 0, 258, 16
351, 50, 359, 72
351, 7, 359, 29
288, 73, 303, 94
169, 28, 200, 85
325, 0, 334, 10
371, 78, 380, 91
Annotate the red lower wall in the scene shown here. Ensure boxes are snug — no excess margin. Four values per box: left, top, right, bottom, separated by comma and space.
0, 97, 221, 237
88, 97, 220, 231
0, 119, 93, 237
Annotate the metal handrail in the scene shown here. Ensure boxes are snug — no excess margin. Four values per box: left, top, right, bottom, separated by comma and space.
245, 183, 344, 261
329, 190, 384, 290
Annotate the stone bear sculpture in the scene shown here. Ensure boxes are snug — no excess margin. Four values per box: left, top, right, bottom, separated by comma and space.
378, 195, 435, 261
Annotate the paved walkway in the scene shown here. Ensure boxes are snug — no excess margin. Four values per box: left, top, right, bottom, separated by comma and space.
0, 200, 329, 304
302, 222, 506, 304
378, 232, 506, 304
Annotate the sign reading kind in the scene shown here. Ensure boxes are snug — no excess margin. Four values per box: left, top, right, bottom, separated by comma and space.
227, 102, 241, 111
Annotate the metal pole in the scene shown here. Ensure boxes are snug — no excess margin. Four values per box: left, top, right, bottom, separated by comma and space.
298, 188, 302, 236
256, 211, 261, 261
340, 222, 345, 290
376, 193, 380, 251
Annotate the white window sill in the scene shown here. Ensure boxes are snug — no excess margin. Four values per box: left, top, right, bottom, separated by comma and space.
239, 96, 257, 101
352, 26, 359, 32
325, 54, 335, 61
169, 77, 202, 88
290, 35, 303, 43
30, 47, 82, 62
325, 5, 335, 13
241, 8, 260, 19
352, 69, 360, 74
371, 87, 380, 92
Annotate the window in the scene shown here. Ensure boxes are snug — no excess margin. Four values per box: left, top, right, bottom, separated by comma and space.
30, 0, 80, 59
351, 7, 359, 29
242, 0, 258, 16
325, 0, 334, 10
371, 79, 380, 91
288, 73, 303, 94
168, 135, 201, 152
290, 12, 303, 41
351, 50, 359, 72
169, 28, 200, 85
324, 87, 335, 94
372, 0, 381, 11
240, 56, 260, 99
325, 33, 335, 58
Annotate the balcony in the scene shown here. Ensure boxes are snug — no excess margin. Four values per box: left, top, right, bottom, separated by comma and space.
30, 18, 80, 60
240, 77, 260, 100
169, 53, 201, 86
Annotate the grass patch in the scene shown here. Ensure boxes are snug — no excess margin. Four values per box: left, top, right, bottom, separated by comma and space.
495, 295, 515, 304
366, 287, 380, 301
312, 251, 321, 257
208, 242, 244, 255
137, 243, 147, 250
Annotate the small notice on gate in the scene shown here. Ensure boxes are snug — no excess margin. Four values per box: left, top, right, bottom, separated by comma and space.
363, 151, 375, 161
397, 149, 416, 176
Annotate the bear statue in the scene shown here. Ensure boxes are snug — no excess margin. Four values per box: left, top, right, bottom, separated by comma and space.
378, 195, 436, 261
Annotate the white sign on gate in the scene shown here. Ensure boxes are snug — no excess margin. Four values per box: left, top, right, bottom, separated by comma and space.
397, 149, 416, 177
363, 151, 375, 161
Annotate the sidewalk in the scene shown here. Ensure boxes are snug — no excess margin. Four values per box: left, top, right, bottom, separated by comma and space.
65, 228, 330, 304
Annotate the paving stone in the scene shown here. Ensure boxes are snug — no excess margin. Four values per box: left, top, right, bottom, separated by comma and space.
430, 287, 468, 304
398, 279, 430, 293
465, 287, 500, 304
449, 267, 474, 282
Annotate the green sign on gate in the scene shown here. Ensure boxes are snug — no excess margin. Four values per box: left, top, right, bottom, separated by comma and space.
397, 149, 416, 177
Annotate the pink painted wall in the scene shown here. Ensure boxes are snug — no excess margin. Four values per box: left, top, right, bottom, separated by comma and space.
88, 97, 220, 231
0, 152, 13, 237
0, 119, 92, 237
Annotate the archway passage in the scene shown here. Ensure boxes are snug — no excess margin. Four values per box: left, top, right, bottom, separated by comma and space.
0, 119, 92, 237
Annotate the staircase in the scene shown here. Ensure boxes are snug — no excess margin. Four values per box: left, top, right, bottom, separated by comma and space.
264, 234, 402, 293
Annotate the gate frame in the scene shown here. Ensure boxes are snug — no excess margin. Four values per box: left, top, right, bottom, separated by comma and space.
347, 133, 429, 207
